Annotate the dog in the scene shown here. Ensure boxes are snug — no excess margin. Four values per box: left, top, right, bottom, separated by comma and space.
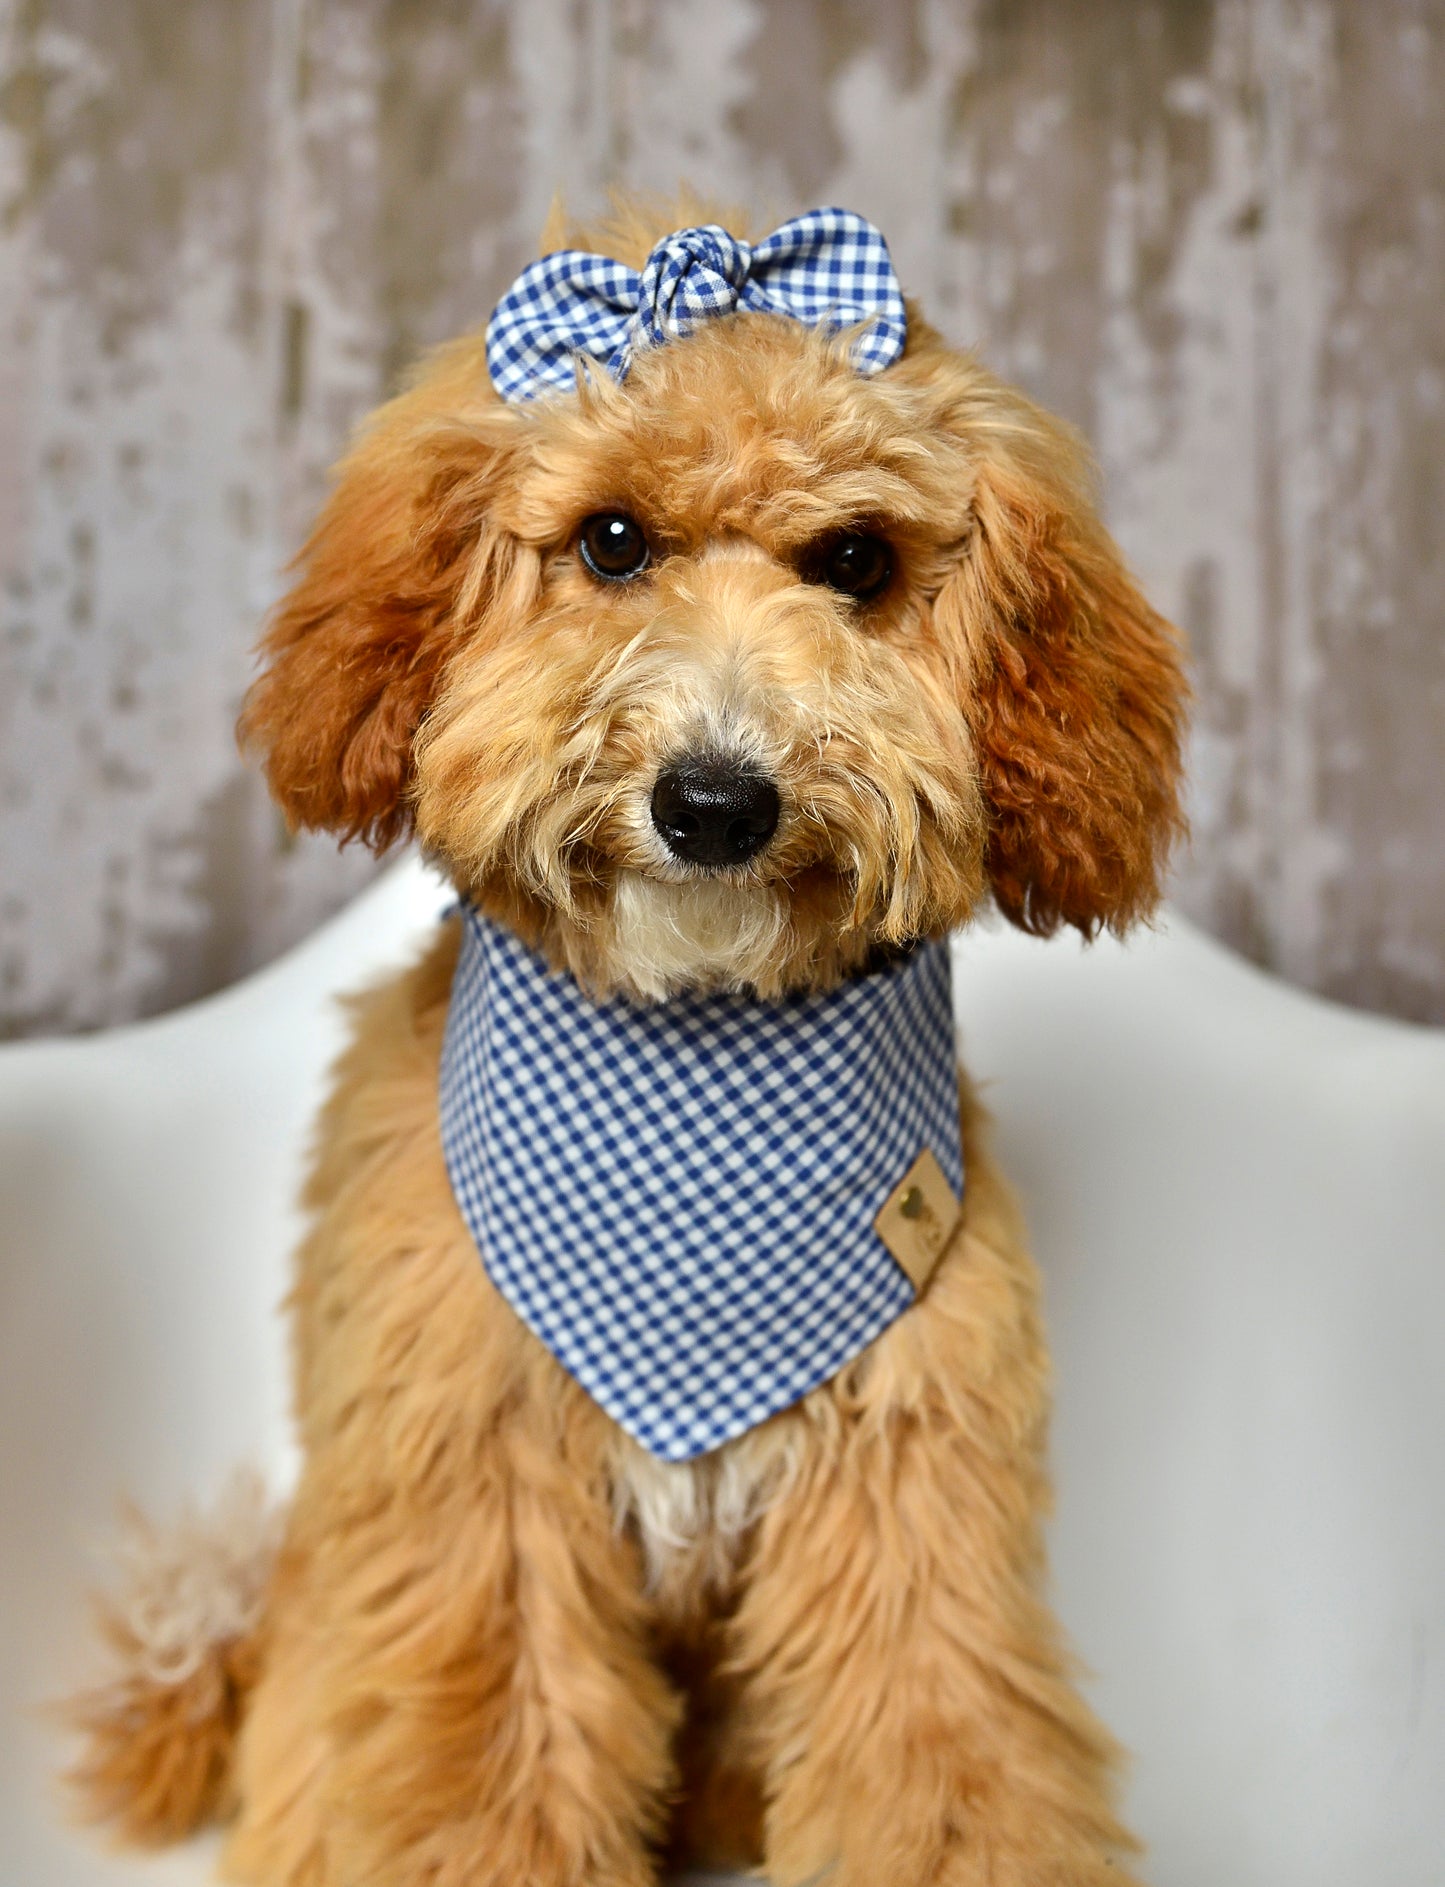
67, 195, 1187, 1887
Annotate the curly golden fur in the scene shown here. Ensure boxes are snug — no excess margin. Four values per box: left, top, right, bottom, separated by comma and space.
68, 194, 1187, 1886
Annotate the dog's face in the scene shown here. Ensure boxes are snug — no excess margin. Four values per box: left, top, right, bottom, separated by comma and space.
241, 212, 1187, 1001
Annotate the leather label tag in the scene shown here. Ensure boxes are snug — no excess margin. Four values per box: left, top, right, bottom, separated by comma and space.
874, 1147, 962, 1294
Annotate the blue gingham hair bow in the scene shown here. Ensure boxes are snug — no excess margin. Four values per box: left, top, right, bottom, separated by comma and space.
486, 207, 907, 402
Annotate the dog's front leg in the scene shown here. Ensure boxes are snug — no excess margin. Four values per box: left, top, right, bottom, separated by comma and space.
733, 1412, 1142, 1887
729, 1156, 1144, 1887
225, 1419, 680, 1887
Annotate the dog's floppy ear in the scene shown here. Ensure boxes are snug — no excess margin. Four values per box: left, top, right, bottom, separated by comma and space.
239, 361, 519, 850
937, 410, 1189, 938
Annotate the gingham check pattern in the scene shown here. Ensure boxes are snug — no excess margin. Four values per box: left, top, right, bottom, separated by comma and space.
439, 908, 963, 1461
486, 207, 907, 402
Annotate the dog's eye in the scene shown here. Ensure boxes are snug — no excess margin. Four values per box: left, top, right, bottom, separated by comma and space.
578, 512, 651, 582
817, 532, 893, 602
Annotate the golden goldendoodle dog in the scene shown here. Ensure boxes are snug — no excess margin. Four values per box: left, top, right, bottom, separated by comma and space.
67, 195, 1186, 1887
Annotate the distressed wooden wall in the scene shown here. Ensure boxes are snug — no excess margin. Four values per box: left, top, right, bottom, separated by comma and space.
3, 0, 1443, 1034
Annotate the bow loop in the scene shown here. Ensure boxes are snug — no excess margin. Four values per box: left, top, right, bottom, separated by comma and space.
486, 208, 906, 402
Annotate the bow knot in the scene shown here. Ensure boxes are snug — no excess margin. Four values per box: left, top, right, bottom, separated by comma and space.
487, 208, 906, 402
632, 224, 753, 361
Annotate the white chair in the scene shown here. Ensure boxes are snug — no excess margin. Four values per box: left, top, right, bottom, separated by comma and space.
3, 858, 1442, 1887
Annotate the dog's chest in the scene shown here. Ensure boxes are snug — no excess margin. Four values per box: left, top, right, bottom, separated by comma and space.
610, 1425, 800, 1595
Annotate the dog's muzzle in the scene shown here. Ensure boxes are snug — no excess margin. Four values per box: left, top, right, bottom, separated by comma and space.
651, 759, 780, 869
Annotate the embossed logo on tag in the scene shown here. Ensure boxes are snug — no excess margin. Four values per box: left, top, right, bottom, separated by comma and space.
874, 1147, 962, 1294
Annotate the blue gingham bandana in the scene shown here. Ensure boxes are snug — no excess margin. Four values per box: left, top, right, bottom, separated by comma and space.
486, 207, 907, 402
439, 907, 964, 1461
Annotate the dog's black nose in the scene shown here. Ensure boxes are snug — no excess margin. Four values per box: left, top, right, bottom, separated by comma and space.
651, 762, 781, 869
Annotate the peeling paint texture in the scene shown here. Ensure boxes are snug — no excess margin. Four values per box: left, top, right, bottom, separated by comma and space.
3, 0, 1443, 1033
